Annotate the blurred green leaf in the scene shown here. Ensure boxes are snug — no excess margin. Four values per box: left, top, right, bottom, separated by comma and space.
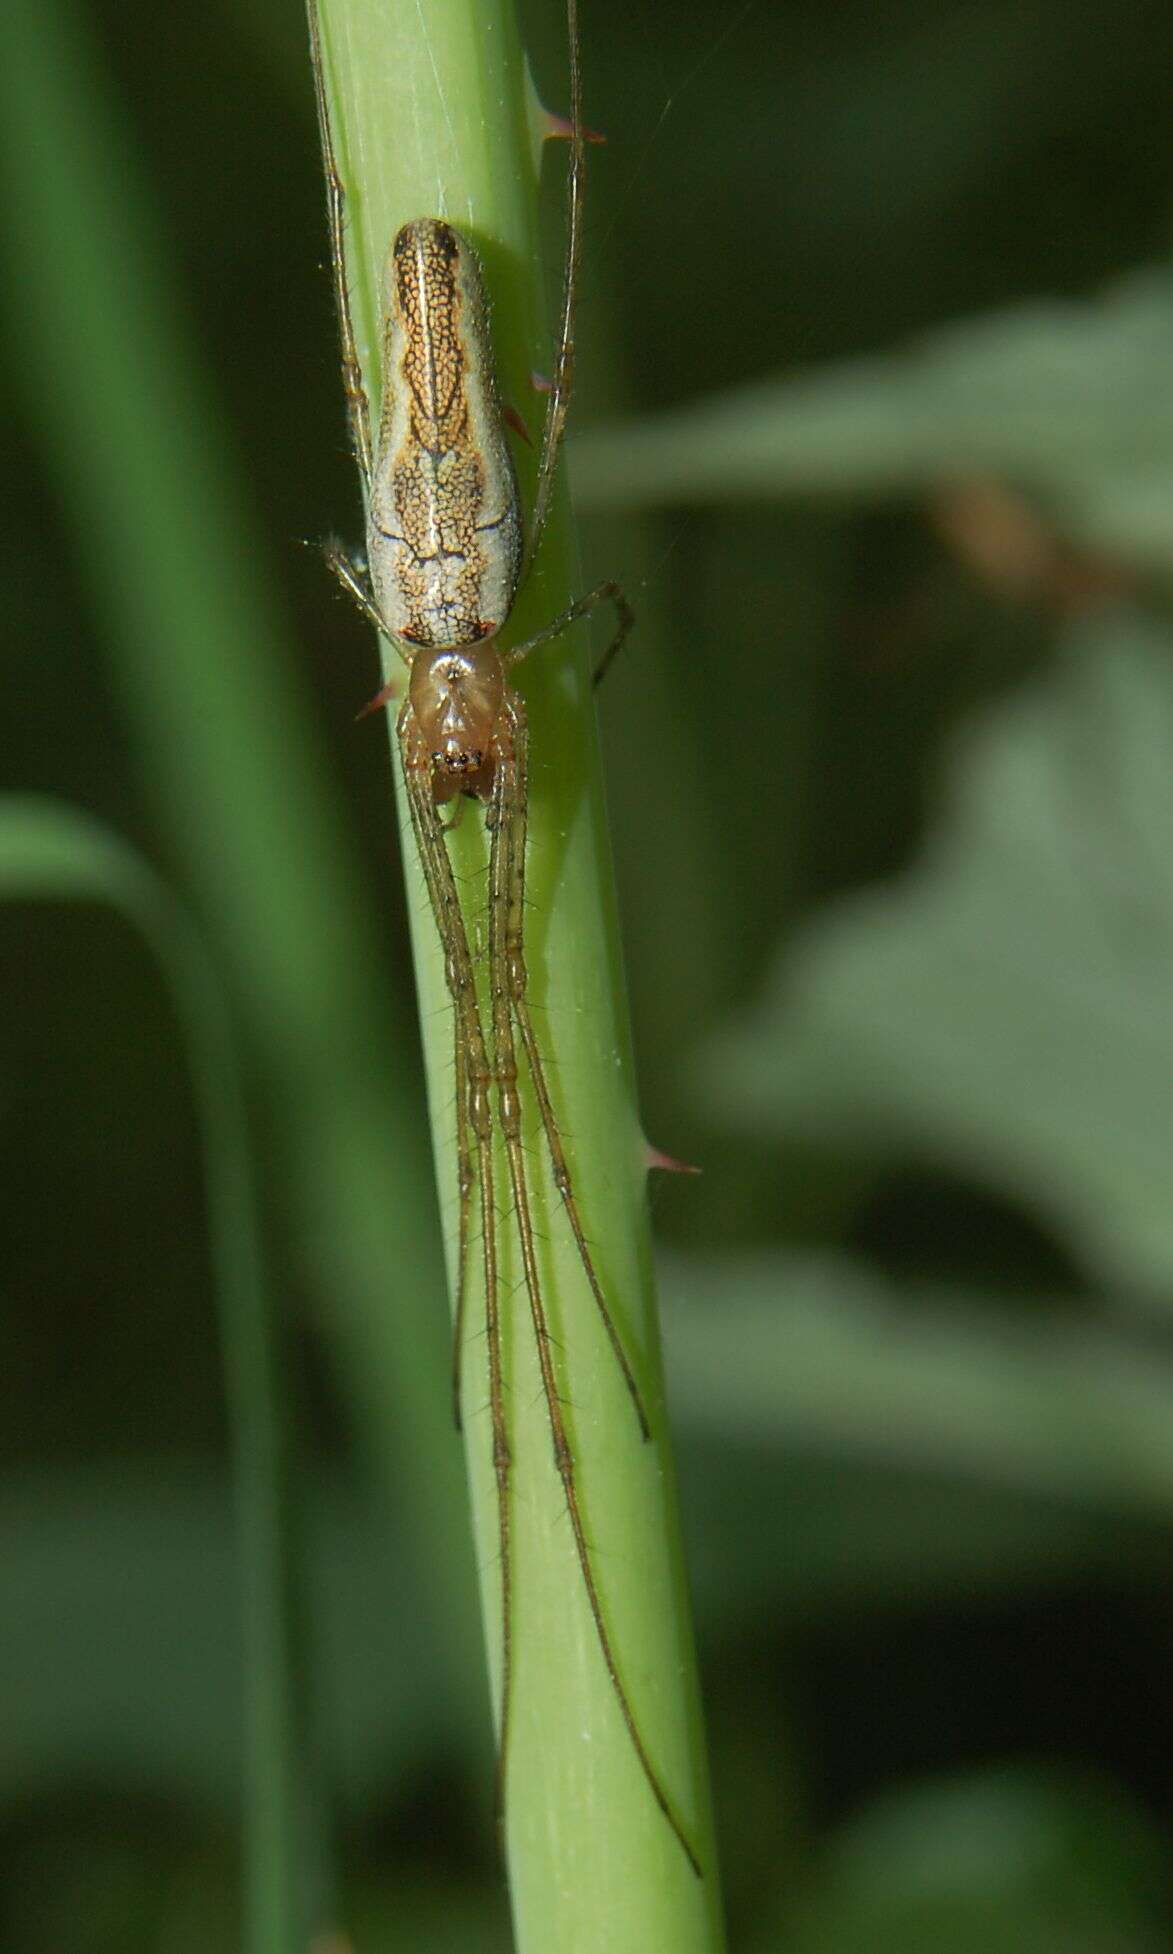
665, 1251, 1173, 1526
576, 268, 1173, 571
702, 607, 1173, 1297
683, 1448, 1142, 1636
757, 1767, 1167, 1954
0, 1463, 448, 1814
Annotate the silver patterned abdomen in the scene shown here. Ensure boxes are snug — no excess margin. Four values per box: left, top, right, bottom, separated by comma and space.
368, 219, 523, 651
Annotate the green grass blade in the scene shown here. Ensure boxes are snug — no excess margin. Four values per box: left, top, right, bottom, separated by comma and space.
0, 797, 310, 1954
309, 1, 726, 1945
0, 0, 480, 1738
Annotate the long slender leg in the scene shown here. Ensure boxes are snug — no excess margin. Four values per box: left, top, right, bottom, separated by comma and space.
500, 697, 650, 1438
505, 579, 634, 681
306, 0, 374, 487
449, 1004, 474, 1431
486, 722, 701, 1879
589, 585, 635, 692
323, 542, 387, 636
522, 0, 585, 578
400, 716, 514, 1804
323, 541, 412, 722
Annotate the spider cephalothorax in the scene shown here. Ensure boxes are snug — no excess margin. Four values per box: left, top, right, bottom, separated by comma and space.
407, 642, 505, 799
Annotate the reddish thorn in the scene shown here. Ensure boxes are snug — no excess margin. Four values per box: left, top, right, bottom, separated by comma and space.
530, 369, 552, 396
503, 402, 534, 447
644, 1143, 702, 1177
355, 678, 398, 722
541, 108, 606, 145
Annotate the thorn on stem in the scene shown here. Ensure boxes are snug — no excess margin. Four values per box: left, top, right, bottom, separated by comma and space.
355, 678, 398, 721
503, 402, 535, 447
644, 1142, 702, 1177
541, 107, 606, 144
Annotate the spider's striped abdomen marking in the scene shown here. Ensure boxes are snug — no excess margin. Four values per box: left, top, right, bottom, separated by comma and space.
369, 219, 523, 651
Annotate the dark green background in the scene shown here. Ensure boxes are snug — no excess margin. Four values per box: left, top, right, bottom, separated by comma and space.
4, 0, 1173, 1947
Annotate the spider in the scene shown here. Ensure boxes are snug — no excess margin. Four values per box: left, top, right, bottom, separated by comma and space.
308, 0, 699, 1879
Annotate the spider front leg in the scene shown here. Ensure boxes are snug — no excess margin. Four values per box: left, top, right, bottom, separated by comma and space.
322, 543, 408, 721
519, 0, 590, 580
307, 0, 375, 487
497, 693, 650, 1436
399, 713, 516, 1804
485, 708, 699, 1876
324, 541, 386, 636
449, 998, 474, 1433
505, 578, 634, 691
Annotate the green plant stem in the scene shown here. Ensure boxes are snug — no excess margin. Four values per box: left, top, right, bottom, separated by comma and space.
312, 0, 725, 1946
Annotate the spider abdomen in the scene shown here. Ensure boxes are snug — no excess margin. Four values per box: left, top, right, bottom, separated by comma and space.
369, 219, 523, 652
